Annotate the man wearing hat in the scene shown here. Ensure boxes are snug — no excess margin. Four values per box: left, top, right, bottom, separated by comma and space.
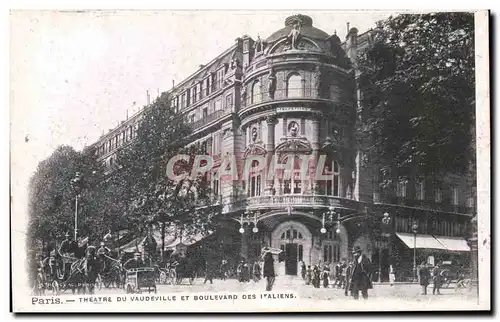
261, 247, 276, 291
58, 232, 72, 258
347, 246, 373, 300
97, 241, 110, 257
124, 252, 145, 270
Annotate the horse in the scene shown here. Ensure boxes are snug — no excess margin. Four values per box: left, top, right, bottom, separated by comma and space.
97, 252, 126, 289
83, 246, 101, 294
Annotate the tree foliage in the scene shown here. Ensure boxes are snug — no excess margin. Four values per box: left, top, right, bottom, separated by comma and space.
28, 93, 220, 251
356, 13, 475, 184
27, 145, 104, 249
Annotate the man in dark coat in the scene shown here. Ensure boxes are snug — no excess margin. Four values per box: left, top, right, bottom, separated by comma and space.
432, 264, 442, 295
418, 261, 431, 295
262, 248, 275, 292
347, 246, 373, 300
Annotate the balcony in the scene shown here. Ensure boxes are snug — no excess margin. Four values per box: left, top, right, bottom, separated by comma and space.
221, 194, 361, 214
243, 87, 322, 109
192, 108, 231, 130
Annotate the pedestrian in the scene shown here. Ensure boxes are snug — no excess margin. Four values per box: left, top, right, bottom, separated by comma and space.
253, 261, 261, 282
418, 261, 431, 295
322, 265, 330, 288
204, 260, 214, 284
312, 265, 321, 288
262, 248, 275, 292
300, 261, 306, 280
389, 264, 396, 286
241, 262, 250, 282
432, 264, 442, 295
306, 265, 312, 285
344, 260, 354, 296
347, 246, 373, 300
237, 260, 244, 282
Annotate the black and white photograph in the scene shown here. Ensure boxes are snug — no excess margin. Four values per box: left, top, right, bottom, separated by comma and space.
9, 9, 490, 312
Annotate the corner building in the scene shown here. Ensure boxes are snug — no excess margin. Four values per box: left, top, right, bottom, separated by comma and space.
92, 14, 475, 281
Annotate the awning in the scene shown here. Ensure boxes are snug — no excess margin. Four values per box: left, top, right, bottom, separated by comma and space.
396, 233, 447, 250
434, 236, 470, 252
165, 230, 213, 250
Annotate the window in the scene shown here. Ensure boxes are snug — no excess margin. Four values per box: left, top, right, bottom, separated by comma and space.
205, 78, 210, 96
249, 160, 261, 197
319, 159, 340, 196
214, 99, 222, 111
323, 244, 340, 264
396, 180, 407, 198
199, 82, 204, 100
280, 228, 304, 240
129, 127, 133, 139
114, 136, 119, 148
203, 106, 208, 118
435, 186, 443, 203
186, 89, 191, 106
190, 114, 195, 123
226, 94, 233, 109
451, 185, 459, 205
109, 157, 114, 167
282, 156, 304, 195
416, 180, 425, 200
287, 73, 302, 98
181, 93, 186, 109
191, 86, 197, 104
122, 132, 126, 143
252, 80, 261, 104
217, 68, 225, 89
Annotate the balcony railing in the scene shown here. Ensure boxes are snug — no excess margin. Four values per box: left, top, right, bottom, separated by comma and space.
243, 87, 321, 108
192, 108, 231, 130
221, 194, 360, 214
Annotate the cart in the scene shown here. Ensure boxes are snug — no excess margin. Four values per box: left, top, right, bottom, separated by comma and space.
125, 267, 157, 294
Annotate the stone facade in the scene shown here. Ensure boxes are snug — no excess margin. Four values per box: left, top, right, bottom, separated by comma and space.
90, 14, 476, 280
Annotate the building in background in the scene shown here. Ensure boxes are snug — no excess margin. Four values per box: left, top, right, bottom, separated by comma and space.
90, 14, 476, 281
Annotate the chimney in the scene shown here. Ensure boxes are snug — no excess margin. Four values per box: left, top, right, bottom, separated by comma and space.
172, 80, 175, 89
146, 90, 150, 105
157, 88, 160, 98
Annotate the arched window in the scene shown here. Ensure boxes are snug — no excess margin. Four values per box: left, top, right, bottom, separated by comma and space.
280, 229, 304, 240
249, 159, 261, 197
252, 80, 261, 104
287, 73, 303, 98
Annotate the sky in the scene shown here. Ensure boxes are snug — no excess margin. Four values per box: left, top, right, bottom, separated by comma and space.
10, 10, 392, 233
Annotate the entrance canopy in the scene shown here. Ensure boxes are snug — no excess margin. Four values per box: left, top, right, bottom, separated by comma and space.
434, 235, 470, 252
396, 233, 470, 252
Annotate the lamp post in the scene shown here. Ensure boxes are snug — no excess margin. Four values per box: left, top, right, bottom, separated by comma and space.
321, 206, 341, 236
238, 208, 259, 234
378, 212, 392, 283
412, 222, 419, 283
70, 172, 83, 241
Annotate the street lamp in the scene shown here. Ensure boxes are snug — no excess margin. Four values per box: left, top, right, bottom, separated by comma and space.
70, 172, 83, 241
321, 206, 341, 235
412, 222, 419, 283
238, 209, 259, 234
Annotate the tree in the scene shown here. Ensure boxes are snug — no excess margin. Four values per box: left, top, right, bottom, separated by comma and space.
27, 145, 105, 253
115, 92, 220, 259
356, 13, 475, 186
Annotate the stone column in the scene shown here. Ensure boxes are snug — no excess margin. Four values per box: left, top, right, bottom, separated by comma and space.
310, 114, 321, 194
265, 115, 278, 195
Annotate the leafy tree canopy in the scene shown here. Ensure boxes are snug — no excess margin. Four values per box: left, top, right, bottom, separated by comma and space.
356, 13, 475, 184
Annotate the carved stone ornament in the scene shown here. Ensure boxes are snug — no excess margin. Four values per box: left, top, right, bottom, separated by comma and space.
287, 23, 301, 50
251, 127, 258, 142
267, 69, 277, 99
288, 121, 299, 137
275, 138, 312, 154
254, 35, 265, 53
244, 144, 267, 158
266, 114, 278, 125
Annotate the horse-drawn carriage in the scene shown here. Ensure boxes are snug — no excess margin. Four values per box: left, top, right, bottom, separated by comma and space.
125, 267, 157, 294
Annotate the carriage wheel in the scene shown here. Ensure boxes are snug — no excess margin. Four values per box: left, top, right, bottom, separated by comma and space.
159, 271, 167, 284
